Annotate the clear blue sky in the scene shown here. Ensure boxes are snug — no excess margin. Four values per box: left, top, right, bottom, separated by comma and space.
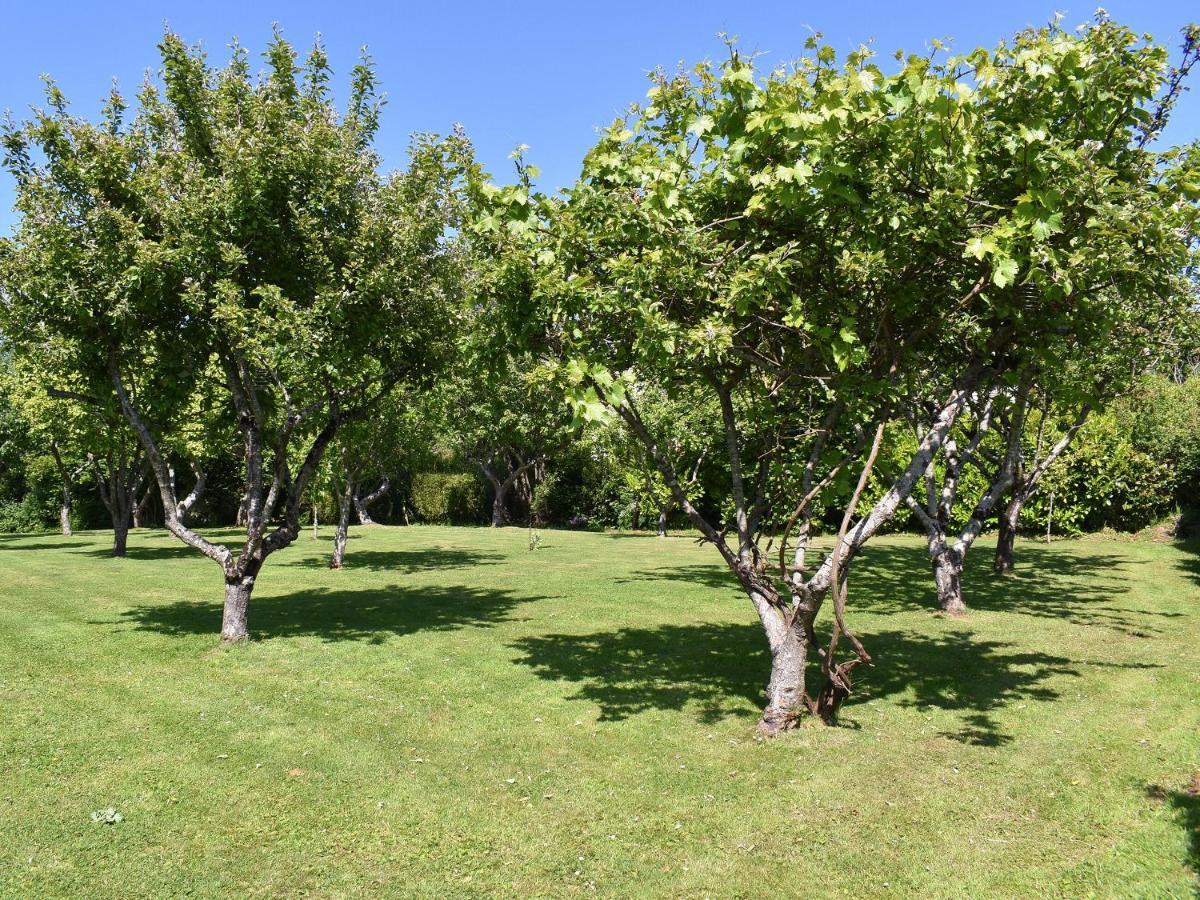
2, 1, 1197, 231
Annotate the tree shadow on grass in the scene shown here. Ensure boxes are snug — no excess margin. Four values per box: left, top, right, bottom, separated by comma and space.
856, 629, 1157, 745
286, 547, 503, 573
625, 540, 1172, 637
80, 544, 196, 561
510, 621, 1150, 741
1173, 538, 1200, 589
115, 582, 543, 644
1146, 777, 1200, 878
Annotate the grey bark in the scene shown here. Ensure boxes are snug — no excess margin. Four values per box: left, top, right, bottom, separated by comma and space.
353, 476, 389, 526
49, 442, 79, 537
480, 456, 541, 528
930, 544, 966, 614
221, 558, 261, 643
330, 479, 354, 569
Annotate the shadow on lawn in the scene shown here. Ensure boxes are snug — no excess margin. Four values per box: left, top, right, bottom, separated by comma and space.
624, 540, 1171, 636
80, 544, 195, 561
511, 622, 1152, 742
1147, 777, 1200, 877
286, 546, 503, 573
1173, 538, 1200, 587
117, 580, 542, 643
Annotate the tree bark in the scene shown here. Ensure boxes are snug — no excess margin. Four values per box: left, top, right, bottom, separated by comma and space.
993, 498, 1020, 574
330, 480, 353, 569
353, 476, 388, 526
132, 480, 153, 528
931, 545, 966, 615
758, 612, 808, 735
50, 443, 76, 536
491, 487, 508, 528
59, 492, 73, 536
111, 519, 129, 557
221, 559, 261, 643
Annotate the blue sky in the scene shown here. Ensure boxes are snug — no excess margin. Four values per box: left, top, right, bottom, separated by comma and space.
1, 1, 1197, 230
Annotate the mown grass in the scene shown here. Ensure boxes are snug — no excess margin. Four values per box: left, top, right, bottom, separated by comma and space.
0, 525, 1197, 898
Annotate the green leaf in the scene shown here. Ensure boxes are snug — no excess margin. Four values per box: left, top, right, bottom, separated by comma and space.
992, 257, 1019, 288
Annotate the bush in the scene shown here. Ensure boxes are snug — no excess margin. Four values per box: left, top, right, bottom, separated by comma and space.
0, 495, 50, 533
411, 473, 483, 524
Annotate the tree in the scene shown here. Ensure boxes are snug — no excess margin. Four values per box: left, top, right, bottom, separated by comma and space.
904, 381, 1029, 612
327, 391, 428, 568
439, 351, 576, 528
1, 31, 465, 639
599, 382, 717, 535
476, 17, 1197, 733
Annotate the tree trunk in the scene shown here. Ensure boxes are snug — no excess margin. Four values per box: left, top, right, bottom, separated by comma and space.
353, 497, 376, 526
330, 481, 353, 569
353, 476, 388, 526
932, 547, 966, 615
993, 498, 1020, 575
656, 507, 668, 537
491, 488, 507, 528
132, 492, 146, 528
236, 494, 249, 527
759, 621, 808, 735
221, 563, 260, 643
112, 518, 129, 558
59, 485, 73, 537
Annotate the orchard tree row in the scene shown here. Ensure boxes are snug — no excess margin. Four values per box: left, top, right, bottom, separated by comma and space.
1, 16, 1197, 733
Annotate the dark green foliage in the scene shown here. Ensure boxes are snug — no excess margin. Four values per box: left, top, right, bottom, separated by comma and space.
1026, 376, 1200, 533
411, 472, 484, 524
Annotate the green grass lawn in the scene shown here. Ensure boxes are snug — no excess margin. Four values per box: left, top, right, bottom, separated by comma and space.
0, 525, 1197, 898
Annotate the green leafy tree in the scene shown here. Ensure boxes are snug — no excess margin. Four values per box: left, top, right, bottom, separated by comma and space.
476, 17, 1197, 733
326, 391, 432, 568
1, 32, 465, 640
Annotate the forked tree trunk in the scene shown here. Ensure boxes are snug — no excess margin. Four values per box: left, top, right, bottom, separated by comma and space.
931, 546, 966, 615
353, 476, 388, 526
330, 481, 354, 569
221, 559, 261, 643
993, 499, 1020, 575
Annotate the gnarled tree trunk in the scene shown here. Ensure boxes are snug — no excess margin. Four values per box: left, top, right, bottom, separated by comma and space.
112, 519, 130, 557
931, 544, 966, 615
757, 603, 808, 735
221, 557, 261, 643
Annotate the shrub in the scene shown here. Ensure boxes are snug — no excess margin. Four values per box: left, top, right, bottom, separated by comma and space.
411, 473, 483, 524
0, 495, 50, 533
